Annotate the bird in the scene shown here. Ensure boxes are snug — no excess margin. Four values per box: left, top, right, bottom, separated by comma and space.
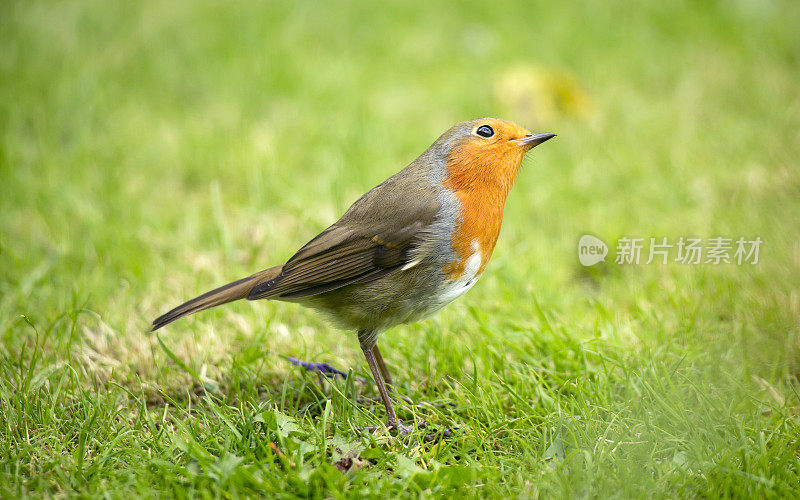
151, 118, 556, 433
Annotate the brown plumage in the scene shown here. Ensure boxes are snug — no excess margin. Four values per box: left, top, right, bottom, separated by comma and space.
151, 267, 280, 330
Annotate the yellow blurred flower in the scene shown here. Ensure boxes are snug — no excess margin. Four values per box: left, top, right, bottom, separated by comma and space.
494, 64, 593, 126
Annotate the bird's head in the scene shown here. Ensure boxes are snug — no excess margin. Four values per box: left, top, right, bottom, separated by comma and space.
434, 118, 555, 194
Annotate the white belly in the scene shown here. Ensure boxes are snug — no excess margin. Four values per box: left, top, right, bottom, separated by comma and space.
428, 240, 483, 313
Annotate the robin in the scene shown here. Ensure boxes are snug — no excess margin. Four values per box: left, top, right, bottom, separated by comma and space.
151, 118, 555, 433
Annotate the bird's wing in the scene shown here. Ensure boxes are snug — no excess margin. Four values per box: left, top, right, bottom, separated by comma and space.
247, 175, 441, 301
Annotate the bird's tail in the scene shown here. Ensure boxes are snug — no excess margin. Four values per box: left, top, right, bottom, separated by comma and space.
150, 266, 282, 332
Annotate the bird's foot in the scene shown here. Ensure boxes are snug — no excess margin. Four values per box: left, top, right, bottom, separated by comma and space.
357, 420, 454, 441
286, 357, 349, 379
357, 420, 412, 436
416, 421, 456, 442
393, 421, 414, 436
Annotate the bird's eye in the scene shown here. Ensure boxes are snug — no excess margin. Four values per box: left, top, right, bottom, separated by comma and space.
476, 125, 494, 138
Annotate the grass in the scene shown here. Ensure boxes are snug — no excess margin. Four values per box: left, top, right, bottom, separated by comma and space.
1, 0, 799, 497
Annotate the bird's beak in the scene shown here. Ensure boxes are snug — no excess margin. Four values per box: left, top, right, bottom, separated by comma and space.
514, 132, 557, 148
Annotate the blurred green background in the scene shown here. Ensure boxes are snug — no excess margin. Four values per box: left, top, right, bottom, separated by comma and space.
1, 0, 799, 497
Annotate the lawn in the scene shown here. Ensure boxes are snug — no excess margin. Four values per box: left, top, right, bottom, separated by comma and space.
1, 0, 799, 497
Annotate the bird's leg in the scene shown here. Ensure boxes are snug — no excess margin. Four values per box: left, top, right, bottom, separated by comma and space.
372, 345, 393, 386
368, 345, 414, 405
359, 332, 410, 435
357, 334, 453, 440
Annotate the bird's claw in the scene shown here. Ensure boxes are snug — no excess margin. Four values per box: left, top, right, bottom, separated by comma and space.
357, 421, 412, 436
357, 420, 454, 441
392, 421, 414, 436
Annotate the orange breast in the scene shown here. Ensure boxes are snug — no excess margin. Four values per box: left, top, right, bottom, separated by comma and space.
441, 141, 522, 279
